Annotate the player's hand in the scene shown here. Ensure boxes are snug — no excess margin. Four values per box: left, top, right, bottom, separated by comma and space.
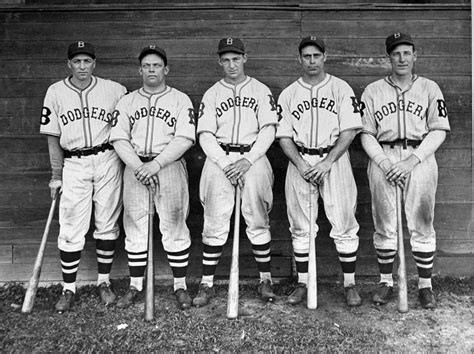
224, 158, 251, 182
229, 175, 245, 188
135, 162, 161, 184
379, 159, 405, 188
48, 179, 62, 200
303, 159, 333, 185
296, 160, 312, 180
385, 155, 419, 187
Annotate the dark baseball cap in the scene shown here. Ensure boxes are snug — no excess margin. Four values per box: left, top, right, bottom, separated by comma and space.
217, 37, 245, 55
68, 41, 95, 59
138, 45, 168, 66
385, 32, 415, 53
298, 36, 326, 53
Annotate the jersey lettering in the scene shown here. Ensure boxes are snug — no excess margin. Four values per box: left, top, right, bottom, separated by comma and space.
437, 99, 448, 118
374, 100, 425, 121
196, 102, 205, 120
59, 107, 110, 126
40, 106, 52, 125
216, 96, 258, 118
291, 97, 337, 120
351, 96, 364, 115
129, 106, 176, 128
187, 108, 196, 125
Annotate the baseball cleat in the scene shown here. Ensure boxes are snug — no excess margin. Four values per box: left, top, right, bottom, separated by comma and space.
116, 286, 140, 309
98, 282, 116, 305
257, 279, 276, 302
344, 284, 362, 307
287, 283, 307, 305
174, 288, 192, 310
373, 283, 394, 305
55, 290, 75, 313
419, 288, 436, 309
192, 283, 215, 307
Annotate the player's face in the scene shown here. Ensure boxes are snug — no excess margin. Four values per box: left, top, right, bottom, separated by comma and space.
298, 45, 326, 78
68, 54, 95, 82
389, 44, 417, 77
139, 54, 169, 88
219, 52, 247, 83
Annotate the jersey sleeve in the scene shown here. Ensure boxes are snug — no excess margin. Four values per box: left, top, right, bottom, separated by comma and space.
360, 86, 378, 136
174, 91, 196, 143
426, 81, 450, 132
338, 82, 363, 132
109, 96, 132, 142
196, 87, 217, 136
39, 85, 61, 137
256, 84, 279, 129
275, 88, 293, 139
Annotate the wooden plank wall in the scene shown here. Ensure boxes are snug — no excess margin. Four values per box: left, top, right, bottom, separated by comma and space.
0, 2, 472, 284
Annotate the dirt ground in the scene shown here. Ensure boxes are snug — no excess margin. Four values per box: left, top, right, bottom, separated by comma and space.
0, 276, 472, 352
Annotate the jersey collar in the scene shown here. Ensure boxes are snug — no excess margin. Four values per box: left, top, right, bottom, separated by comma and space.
297, 74, 331, 90
64, 75, 97, 93
219, 75, 251, 90
385, 74, 418, 93
138, 85, 171, 98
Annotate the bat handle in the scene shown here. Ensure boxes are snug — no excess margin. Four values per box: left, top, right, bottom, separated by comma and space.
307, 184, 317, 309
227, 186, 241, 319
145, 184, 155, 321
396, 185, 408, 313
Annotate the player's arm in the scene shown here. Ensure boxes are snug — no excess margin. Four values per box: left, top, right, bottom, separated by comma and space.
279, 137, 312, 180
223, 124, 276, 186
111, 139, 142, 171
385, 130, 446, 184
199, 132, 232, 170
47, 135, 64, 200
303, 129, 358, 185
135, 136, 193, 184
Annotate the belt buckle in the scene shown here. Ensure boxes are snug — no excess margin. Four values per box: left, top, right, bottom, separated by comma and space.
77, 150, 83, 158
402, 138, 408, 149
318, 148, 324, 158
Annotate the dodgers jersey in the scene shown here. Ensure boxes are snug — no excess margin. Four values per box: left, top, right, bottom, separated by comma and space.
40, 76, 127, 150
276, 75, 362, 148
197, 76, 278, 144
110, 86, 195, 155
361, 75, 451, 141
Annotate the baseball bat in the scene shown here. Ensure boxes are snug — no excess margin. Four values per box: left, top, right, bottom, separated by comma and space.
22, 191, 59, 313
307, 184, 317, 309
396, 185, 408, 313
144, 184, 155, 321
227, 186, 242, 319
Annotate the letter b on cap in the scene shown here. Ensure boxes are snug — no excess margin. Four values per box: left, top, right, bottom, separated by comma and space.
78, 41, 85, 48
226, 38, 233, 45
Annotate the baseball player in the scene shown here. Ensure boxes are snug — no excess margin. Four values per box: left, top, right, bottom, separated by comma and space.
40, 41, 127, 312
110, 45, 195, 310
276, 36, 363, 307
360, 33, 450, 309
192, 37, 278, 307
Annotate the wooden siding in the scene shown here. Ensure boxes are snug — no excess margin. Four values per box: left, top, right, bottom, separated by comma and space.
0, 2, 472, 283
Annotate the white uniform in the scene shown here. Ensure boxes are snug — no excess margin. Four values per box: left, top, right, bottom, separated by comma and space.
110, 86, 195, 254
197, 76, 278, 246
361, 75, 450, 252
40, 76, 127, 251
276, 75, 362, 255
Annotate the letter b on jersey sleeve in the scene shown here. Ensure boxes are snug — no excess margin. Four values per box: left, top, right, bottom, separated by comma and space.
41, 106, 52, 125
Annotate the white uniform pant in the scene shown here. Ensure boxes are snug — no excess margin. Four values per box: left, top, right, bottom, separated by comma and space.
286, 152, 359, 255
200, 154, 273, 246
123, 159, 191, 253
368, 145, 437, 253
58, 149, 123, 252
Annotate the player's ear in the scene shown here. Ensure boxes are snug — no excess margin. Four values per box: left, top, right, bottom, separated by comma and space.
138, 66, 143, 76
242, 54, 248, 64
67, 60, 72, 70
323, 52, 327, 62
413, 50, 417, 62
297, 53, 302, 65
164, 66, 169, 75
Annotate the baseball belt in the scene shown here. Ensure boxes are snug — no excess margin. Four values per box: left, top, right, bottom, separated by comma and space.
63, 142, 114, 158
219, 143, 252, 155
380, 139, 422, 149
298, 145, 333, 157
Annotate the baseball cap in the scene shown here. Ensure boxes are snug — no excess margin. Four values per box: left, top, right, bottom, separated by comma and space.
298, 36, 326, 53
68, 41, 95, 59
217, 37, 245, 55
385, 32, 415, 53
138, 45, 168, 66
